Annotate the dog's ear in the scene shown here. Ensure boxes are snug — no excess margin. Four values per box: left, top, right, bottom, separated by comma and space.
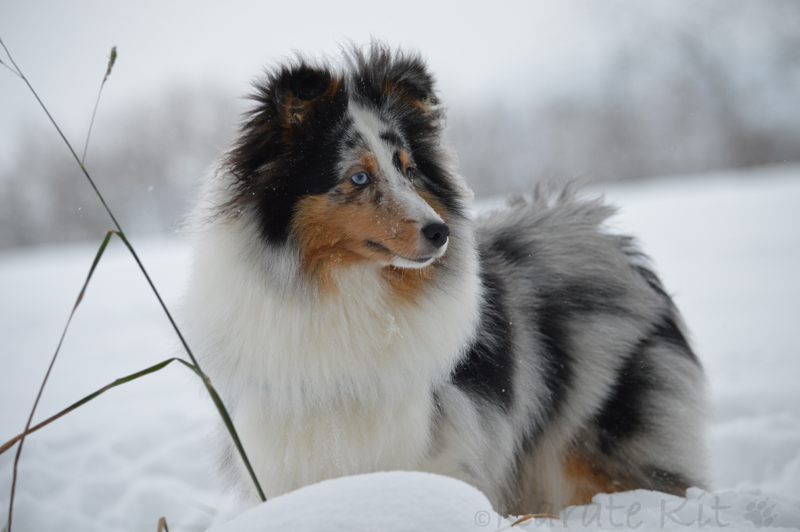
350, 44, 438, 114
380, 55, 438, 112
229, 62, 346, 178
273, 63, 346, 138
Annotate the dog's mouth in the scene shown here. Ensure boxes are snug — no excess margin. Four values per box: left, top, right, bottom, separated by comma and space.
364, 240, 444, 269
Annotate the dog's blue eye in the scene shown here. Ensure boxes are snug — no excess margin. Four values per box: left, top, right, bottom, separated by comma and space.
350, 172, 370, 186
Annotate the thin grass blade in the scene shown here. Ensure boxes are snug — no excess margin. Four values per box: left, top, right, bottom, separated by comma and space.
0, 358, 195, 456
196, 371, 267, 502
82, 45, 116, 164
6, 230, 113, 531
0, 58, 22, 78
510, 513, 561, 527
103, 46, 117, 82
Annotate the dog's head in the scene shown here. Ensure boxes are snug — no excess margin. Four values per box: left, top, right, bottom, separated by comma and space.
220, 43, 472, 290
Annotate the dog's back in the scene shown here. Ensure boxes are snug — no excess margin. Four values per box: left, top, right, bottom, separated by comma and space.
432, 190, 707, 513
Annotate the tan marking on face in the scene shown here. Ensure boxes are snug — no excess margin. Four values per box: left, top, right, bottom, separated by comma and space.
562, 451, 637, 507
291, 194, 364, 292
357, 153, 380, 178
398, 150, 413, 173
291, 186, 430, 296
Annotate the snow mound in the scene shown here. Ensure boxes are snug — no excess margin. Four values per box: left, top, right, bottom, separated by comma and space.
207, 471, 509, 532
208, 472, 800, 532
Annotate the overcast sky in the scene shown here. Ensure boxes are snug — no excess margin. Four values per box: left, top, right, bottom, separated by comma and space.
0, 1, 632, 168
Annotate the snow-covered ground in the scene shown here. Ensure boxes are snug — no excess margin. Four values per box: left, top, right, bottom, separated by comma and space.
1, 165, 799, 531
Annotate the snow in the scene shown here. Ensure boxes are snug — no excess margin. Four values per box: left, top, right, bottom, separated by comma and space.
207, 471, 501, 532
203, 475, 800, 532
2, 164, 800, 531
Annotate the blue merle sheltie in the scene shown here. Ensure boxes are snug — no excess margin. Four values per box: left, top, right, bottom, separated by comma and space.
182, 43, 708, 514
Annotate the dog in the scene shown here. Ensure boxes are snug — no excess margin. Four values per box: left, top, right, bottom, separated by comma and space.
182, 43, 708, 515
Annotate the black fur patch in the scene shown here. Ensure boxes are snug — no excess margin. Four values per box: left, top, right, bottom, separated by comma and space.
488, 231, 533, 265
594, 311, 696, 454
624, 242, 699, 364
594, 347, 653, 454
621, 237, 672, 301
451, 269, 515, 411
392, 151, 403, 172
380, 131, 403, 147
547, 281, 630, 316
248, 130, 346, 244
633, 264, 670, 299
526, 280, 630, 443
652, 314, 699, 364
531, 295, 574, 421
223, 61, 350, 244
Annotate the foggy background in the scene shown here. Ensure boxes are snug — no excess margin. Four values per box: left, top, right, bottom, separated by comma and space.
1, 0, 799, 249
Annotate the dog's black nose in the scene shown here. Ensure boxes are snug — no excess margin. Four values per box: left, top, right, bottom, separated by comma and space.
422, 222, 450, 249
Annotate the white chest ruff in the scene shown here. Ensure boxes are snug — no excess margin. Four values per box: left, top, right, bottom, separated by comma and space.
182, 222, 481, 497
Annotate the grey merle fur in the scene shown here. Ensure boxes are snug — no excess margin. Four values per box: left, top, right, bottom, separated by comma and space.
450, 190, 707, 510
